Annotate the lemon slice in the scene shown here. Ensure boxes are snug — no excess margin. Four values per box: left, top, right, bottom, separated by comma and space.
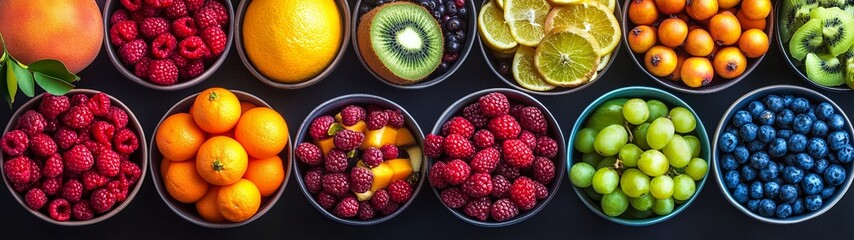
544, 2, 620, 56
585, 0, 615, 11
549, 0, 582, 5
479, 0, 519, 52
497, 0, 505, 9
504, 0, 551, 47
534, 27, 600, 87
513, 46, 556, 91
598, 53, 611, 71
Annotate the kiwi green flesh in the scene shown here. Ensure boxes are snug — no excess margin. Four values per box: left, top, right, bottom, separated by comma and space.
368, 3, 443, 83
846, 57, 854, 88
810, 7, 854, 56
781, 0, 818, 42
820, 0, 846, 8
806, 53, 846, 86
790, 19, 825, 61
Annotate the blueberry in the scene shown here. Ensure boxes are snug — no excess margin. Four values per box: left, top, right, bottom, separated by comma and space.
734, 146, 750, 164
795, 153, 815, 170
733, 110, 753, 128
763, 95, 785, 113
827, 114, 845, 131
758, 199, 777, 217
821, 186, 836, 200
359, 4, 371, 14
444, 17, 462, 31
784, 154, 797, 165
759, 162, 779, 181
824, 164, 846, 186
740, 123, 759, 142
774, 177, 785, 186
758, 110, 775, 126
725, 125, 739, 136
805, 195, 823, 211
734, 183, 749, 203
779, 184, 799, 203
814, 158, 829, 174
741, 165, 758, 181
747, 101, 766, 118
807, 138, 829, 159
457, 6, 467, 18
788, 134, 808, 153
801, 173, 824, 195
782, 95, 795, 107
758, 125, 776, 143
719, 132, 739, 153
793, 114, 813, 135
827, 131, 850, 151
748, 140, 766, 152
816, 102, 834, 120
452, 30, 465, 40
445, 38, 461, 53
775, 203, 793, 219
749, 181, 764, 199
418, 0, 431, 8
747, 199, 760, 212
445, 1, 457, 15
776, 109, 795, 129
725, 170, 741, 189
436, 4, 446, 16
791, 97, 810, 114
807, 110, 818, 121
792, 198, 805, 215
764, 181, 780, 198
437, 62, 449, 72
783, 165, 804, 184
837, 145, 853, 163
811, 121, 829, 137
777, 129, 793, 139
769, 138, 788, 158
749, 151, 770, 170
721, 154, 740, 171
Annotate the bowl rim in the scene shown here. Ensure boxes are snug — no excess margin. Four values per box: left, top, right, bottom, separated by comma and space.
102, 0, 235, 91
566, 86, 711, 226
481, 3, 622, 96
427, 87, 567, 227
711, 84, 854, 224
147, 89, 292, 228
773, 0, 853, 92
0, 89, 149, 226
350, 0, 477, 90
291, 93, 426, 226
234, 0, 352, 89
620, 0, 774, 94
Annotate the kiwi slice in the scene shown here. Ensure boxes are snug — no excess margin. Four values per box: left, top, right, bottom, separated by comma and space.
790, 19, 825, 61
806, 53, 846, 86
846, 57, 854, 89
780, 0, 818, 42
820, 0, 846, 8
357, 2, 444, 85
810, 7, 854, 56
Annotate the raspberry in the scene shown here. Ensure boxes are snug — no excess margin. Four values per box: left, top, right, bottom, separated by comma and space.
440, 187, 468, 208
442, 117, 475, 138
309, 116, 335, 140
179, 60, 205, 79
296, 142, 323, 166
479, 92, 510, 117
386, 109, 405, 128
358, 201, 375, 220
145, 0, 174, 8
106, 179, 129, 202
61, 179, 83, 202
463, 197, 491, 221
150, 33, 178, 59
488, 115, 521, 140
388, 180, 412, 203
82, 170, 108, 191
304, 168, 324, 194
503, 140, 534, 169
535, 136, 558, 158
118, 39, 147, 65
495, 162, 520, 180
508, 104, 525, 119
367, 111, 389, 130
362, 147, 383, 168
200, 26, 227, 56
48, 198, 71, 221
29, 133, 57, 157
41, 177, 62, 196
462, 103, 489, 128
27, 159, 42, 183
533, 181, 548, 200
121, 0, 143, 11
350, 167, 373, 193
423, 134, 444, 158
121, 160, 143, 183
4, 156, 31, 184
491, 198, 519, 222
340, 105, 366, 126
17, 110, 47, 135
379, 201, 400, 215
333, 196, 359, 218
470, 148, 500, 173
472, 129, 495, 149
371, 189, 391, 210
171, 16, 198, 38
519, 107, 548, 135
184, 0, 205, 12
165, 0, 187, 19
443, 134, 474, 159
64, 145, 94, 174
443, 159, 470, 185
380, 144, 398, 160
178, 36, 208, 60
85, 93, 111, 118
25, 188, 48, 210
61, 105, 94, 129
140, 17, 170, 39
322, 173, 349, 197
39, 94, 71, 119
134, 57, 151, 78
532, 157, 556, 184
1, 130, 28, 156
114, 128, 139, 154
147, 59, 179, 85
42, 153, 63, 178
194, 7, 220, 29
90, 188, 117, 213
519, 131, 537, 150
205, 0, 229, 24
428, 161, 448, 188
97, 150, 122, 177
84, 140, 112, 158
462, 173, 493, 198
108, 106, 129, 129
72, 202, 95, 221
333, 130, 364, 151
510, 177, 537, 211
71, 93, 89, 106
90, 121, 115, 145
324, 149, 348, 173
172, 52, 189, 68
316, 191, 338, 210
44, 119, 58, 133
490, 174, 511, 198
110, 9, 131, 25
109, 20, 138, 46
12, 182, 33, 192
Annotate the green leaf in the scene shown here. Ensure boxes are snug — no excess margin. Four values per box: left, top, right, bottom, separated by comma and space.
327, 123, 344, 136
347, 149, 357, 158
28, 59, 80, 83
33, 72, 74, 95
5, 60, 17, 102
8, 59, 33, 97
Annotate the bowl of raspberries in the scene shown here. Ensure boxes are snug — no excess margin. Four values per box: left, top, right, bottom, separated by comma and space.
1, 90, 147, 225
293, 94, 426, 225
103, 0, 233, 90
425, 89, 566, 227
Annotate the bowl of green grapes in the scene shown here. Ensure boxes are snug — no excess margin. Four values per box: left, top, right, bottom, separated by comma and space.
567, 86, 711, 226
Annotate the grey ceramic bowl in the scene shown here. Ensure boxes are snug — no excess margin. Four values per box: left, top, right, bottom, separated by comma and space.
428, 88, 566, 227
622, 1, 774, 94
149, 90, 291, 228
0, 89, 148, 226
482, 3, 621, 96
102, 0, 235, 91
567, 86, 711, 226
235, 0, 351, 89
774, 1, 851, 92
293, 94, 426, 226
351, 0, 477, 89
712, 85, 854, 224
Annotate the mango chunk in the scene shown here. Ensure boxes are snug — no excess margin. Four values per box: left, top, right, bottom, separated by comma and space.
344, 120, 367, 133
315, 138, 335, 156
386, 158, 413, 183
395, 128, 416, 147
361, 127, 398, 149
370, 162, 394, 192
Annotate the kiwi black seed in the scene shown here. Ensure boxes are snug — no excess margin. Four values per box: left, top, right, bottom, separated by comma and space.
780, 0, 818, 42
790, 18, 825, 61
809, 7, 854, 56
805, 53, 845, 86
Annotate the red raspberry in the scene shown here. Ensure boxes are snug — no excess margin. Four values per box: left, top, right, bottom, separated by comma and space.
440, 187, 468, 208
1, 130, 29, 157
519, 107, 548, 135
479, 92, 510, 117
495, 162, 520, 180
503, 139, 534, 169
358, 201, 375, 220
90, 188, 117, 213
109, 20, 138, 46
367, 111, 388, 130
29, 133, 57, 157
334, 196, 359, 218
41, 177, 62, 196
84, 140, 112, 158
533, 181, 548, 200
443, 134, 474, 159
165, 0, 187, 19
134, 57, 151, 78
519, 132, 537, 151
145, 0, 174, 8
532, 157, 556, 184
107, 178, 130, 202
316, 191, 338, 210
173, 53, 191, 68
535, 136, 558, 158
121, 160, 143, 184
304, 168, 324, 194
64, 145, 94, 174
462, 103, 489, 128
350, 167, 373, 193
442, 117, 475, 138
70, 94, 89, 106
61, 179, 84, 202
371, 189, 390, 210
17, 110, 47, 135
178, 36, 209, 60
108, 106, 129, 129
72, 202, 95, 221
179, 59, 205, 79
443, 159, 470, 185
25, 188, 48, 210
333, 130, 364, 151
27, 159, 42, 183
491, 174, 511, 198
86, 93, 112, 117
110, 9, 131, 25
48, 198, 71, 221
385, 109, 405, 128
380, 144, 398, 160
309, 116, 335, 140
491, 198, 519, 222
509, 104, 525, 119
44, 119, 58, 133
340, 105, 366, 126
62, 105, 94, 129
121, 0, 143, 11
119, 39, 147, 65
462, 173, 493, 198
140, 17, 170, 39
38, 94, 71, 119
362, 147, 383, 168
12, 182, 33, 193
379, 201, 400, 215
205, 0, 229, 24
388, 180, 412, 203
82, 170, 108, 191
42, 153, 63, 178
296, 142, 323, 166
510, 177, 537, 211
184, 0, 205, 11
113, 128, 139, 154
423, 134, 444, 158
171, 16, 198, 38
194, 7, 220, 29
324, 149, 348, 173
200, 26, 227, 56
97, 150, 122, 177
463, 197, 491, 221
147, 59, 179, 85
151, 33, 178, 59
472, 129, 495, 149
4, 156, 32, 184
91, 121, 116, 144
470, 148, 500, 173
488, 115, 521, 140
428, 161, 448, 188
322, 173, 349, 197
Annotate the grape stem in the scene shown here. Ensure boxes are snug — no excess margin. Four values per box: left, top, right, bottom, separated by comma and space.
613, 158, 624, 173
624, 121, 634, 142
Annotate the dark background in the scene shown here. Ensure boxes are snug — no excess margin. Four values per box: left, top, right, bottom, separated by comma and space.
1, 0, 852, 238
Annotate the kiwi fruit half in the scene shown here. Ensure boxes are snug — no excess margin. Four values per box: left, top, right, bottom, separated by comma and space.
810, 7, 854, 56
357, 2, 444, 85
806, 53, 846, 86
780, 0, 819, 42
790, 18, 825, 61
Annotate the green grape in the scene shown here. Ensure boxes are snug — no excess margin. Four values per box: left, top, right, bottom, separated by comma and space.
638, 150, 669, 176
622, 98, 650, 125
601, 189, 629, 217
647, 118, 675, 150
685, 158, 709, 181
672, 174, 696, 201
629, 193, 654, 211
592, 168, 620, 194
581, 153, 603, 166
670, 107, 697, 133
620, 168, 650, 198
594, 124, 628, 156
574, 128, 598, 153
619, 143, 643, 167
683, 135, 701, 158
633, 123, 651, 150
597, 156, 617, 169
585, 187, 603, 201
663, 135, 691, 168
646, 100, 668, 123
652, 197, 675, 216
627, 208, 654, 219
585, 99, 628, 131
649, 175, 674, 199
570, 162, 596, 187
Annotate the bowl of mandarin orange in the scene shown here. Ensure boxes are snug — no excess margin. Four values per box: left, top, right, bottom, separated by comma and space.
149, 87, 291, 228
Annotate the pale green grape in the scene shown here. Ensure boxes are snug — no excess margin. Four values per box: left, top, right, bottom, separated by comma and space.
629, 193, 654, 211
627, 208, 654, 218
652, 197, 675, 215
623, 98, 650, 125
646, 100, 668, 123
620, 168, 650, 198
670, 107, 697, 133
570, 162, 596, 187
683, 135, 701, 158
585, 187, 603, 201
672, 174, 696, 201
619, 143, 643, 167
647, 118, 675, 150
592, 168, 620, 194
574, 128, 598, 153
685, 158, 709, 181
663, 135, 691, 168
594, 124, 628, 156
597, 156, 617, 169
649, 175, 674, 199
581, 153, 603, 166
601, 189, 629, 217
633, 123, 651, 150
638, 150, 669, 176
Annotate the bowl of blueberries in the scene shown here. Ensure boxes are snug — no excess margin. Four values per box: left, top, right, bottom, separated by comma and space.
713, 85, 854, 224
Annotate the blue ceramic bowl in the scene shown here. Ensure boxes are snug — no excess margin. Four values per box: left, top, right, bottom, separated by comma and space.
712, 85, 854, 224
567, 86, 711, 226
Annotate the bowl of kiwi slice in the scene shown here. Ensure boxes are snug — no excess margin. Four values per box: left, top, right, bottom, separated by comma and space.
777, 0, 854, 92
352, 0, 476, 89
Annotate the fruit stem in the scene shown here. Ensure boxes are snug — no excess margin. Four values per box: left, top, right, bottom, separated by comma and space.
212, 160, 224, 171
613, 158, 624, 172
208, 91, 219, 101
625, 121, 634, 142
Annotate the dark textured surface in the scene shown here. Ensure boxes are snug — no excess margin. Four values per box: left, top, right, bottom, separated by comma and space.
1, 0, 853, 238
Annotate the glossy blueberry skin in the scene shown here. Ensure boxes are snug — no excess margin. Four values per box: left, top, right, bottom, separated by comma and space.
757, 199, 777, 217
791, 97, 810, 114
759, 162, 779, 181
792, 198, 805, 215
815, 102, 834, 120
788, 134, 808, 153
777, 129, 792, 139
827, 131, 850, 151
750, 181, 764, 199
811, 121, 829, 137
784, 154, 797, 165
793, 114, 813, 135
763, 95, 785, 113
733, 110, 753, 128
758, 125, 776, 143
776, 109, 795, 129
734, 183, 750, 204
748, 140, 766, 153
721, 154, 740, 170
782, 95, 795, 107
801, 173, 824, 195
747, 199, 760, 212
779, 184, 799, 203
805, 195, 823, 212
719, 132, 739, 153
795, 153, 814, 171
769, 138, 788, 158
758, 110, 775, 126
783, 165, 805, 184
807, 138, 829, 159
775, 203, 793, 219
747, 101, 766, 119
814, 158, 829, 175
837, 145, 854, 163
824, 164, 846, 186
740, 123, 759, 142
749, 152, 770, 170
734, 146, 750, 164
725, 170, 741, 189
828, 114, 845, 131
821, 186, 836, 200
742, 165, 758, 182
764, 181, 780, 198
725, 125, 739, 136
